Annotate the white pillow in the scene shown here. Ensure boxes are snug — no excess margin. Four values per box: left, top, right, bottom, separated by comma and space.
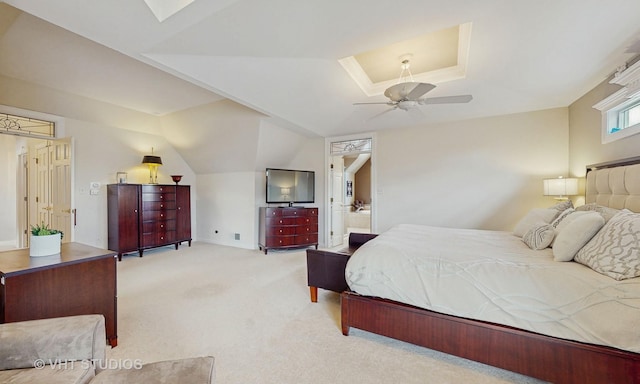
575, 209, 640, 280
552, 212, 604, 261
523, 224, 555, 250
550, 210, 590, 246
513, 208, 559, 237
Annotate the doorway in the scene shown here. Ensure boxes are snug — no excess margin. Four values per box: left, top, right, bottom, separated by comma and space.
326, 136, 375, 248
0, 109, 73, 250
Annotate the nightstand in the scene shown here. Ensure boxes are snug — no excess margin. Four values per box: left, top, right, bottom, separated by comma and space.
306, 232, 377, 302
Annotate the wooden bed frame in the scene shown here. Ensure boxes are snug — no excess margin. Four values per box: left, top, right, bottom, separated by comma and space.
340, 157, 640, 384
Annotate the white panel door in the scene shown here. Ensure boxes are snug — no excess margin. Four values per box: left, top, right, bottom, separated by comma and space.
51, 138, 72, 243
34, 142, 51, 228
30, 138, 73, 244
329, 156, 344, 247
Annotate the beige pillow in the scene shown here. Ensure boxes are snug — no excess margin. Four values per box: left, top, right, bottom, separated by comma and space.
575, 209, 640, 280
552, 212, 604, 261
513, 208, 559, 237
575, 203, 620, 223
549, 200, 573, 212
550, 208, 575, 228
523, 224, 555, 250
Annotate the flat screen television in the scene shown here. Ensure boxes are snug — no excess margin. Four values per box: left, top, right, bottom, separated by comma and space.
266, 168, 315, 206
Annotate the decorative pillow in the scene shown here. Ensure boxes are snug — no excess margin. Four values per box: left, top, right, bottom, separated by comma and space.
549, 200, 573, 212
523, 224, 555, 250
550, 208, 575, 228
575, 203, 620, 223
552, 212, 605, 261
575, 209, 640, 280
513, 208, 560, 237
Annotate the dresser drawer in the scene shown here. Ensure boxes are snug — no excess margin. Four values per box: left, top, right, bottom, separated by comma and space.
282, 208, 310, 217
264, 235, 297, 248
265, 226, 297, 237
265, 217, 297, 226
142, 219, 176, 233
142, 201, 176, 211
264, 208, 284, 217
141, 192, 176, 202
295, 224, 318, 235
296, 233, 318, 245
142, 209, 176, 221
296, 216, 318, 225
141, 231, 176, 247
141, 185, 176, 194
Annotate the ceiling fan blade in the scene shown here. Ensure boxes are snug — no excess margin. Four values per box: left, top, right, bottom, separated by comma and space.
384, 82, 434, 102
406, 82, 436, 100
366, 106, 398, 121
353, 102, 395, 106
419, 95, 473, 105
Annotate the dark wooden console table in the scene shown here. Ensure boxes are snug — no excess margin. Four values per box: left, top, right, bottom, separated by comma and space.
0, 243, 118, 347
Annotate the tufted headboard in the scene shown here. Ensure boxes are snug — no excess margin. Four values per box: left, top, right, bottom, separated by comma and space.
585, 156, 640, 212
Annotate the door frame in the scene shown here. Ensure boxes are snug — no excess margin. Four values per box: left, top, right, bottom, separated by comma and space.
325, 132, 377, 248
1, 105, 73, 248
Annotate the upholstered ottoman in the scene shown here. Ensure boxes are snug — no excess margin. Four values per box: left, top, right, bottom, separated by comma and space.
306, 232, 377, 302
90, 356, 215, 384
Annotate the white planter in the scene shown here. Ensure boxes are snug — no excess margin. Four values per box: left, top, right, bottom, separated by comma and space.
30, 233, 61, 257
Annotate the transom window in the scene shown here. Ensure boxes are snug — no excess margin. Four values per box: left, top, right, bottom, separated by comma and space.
0, 113, 55, 138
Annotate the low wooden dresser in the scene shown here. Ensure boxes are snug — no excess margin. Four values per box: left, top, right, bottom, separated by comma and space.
306, 232, 377, 302
258, 207, 318, 254
0, 243, 118, 347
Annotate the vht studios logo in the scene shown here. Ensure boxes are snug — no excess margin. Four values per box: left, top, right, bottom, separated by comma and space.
34, 358, 143, 370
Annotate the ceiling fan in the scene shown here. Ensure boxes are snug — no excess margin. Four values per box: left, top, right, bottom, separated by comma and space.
354, 58, 473, 114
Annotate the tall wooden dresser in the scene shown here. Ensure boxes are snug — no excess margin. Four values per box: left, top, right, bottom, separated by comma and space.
108, 184, 192, 260
258, 207, 318, 254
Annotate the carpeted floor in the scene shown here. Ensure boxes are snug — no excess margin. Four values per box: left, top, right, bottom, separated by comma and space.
106, 242, 547, 383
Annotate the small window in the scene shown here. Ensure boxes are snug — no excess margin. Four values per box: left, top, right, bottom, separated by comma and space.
620, 101, 640, 129
593, 58, 640, 144
608, 99, 640, 134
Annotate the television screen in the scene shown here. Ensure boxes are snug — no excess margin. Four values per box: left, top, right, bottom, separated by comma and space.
266, 168, 315, 204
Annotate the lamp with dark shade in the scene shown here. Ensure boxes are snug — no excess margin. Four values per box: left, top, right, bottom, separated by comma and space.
142, 148, 162, 184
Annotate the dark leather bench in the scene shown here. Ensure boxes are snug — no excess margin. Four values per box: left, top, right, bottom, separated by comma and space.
306, 232, 378, 302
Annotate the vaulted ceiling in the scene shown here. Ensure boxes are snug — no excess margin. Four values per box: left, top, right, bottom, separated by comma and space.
2, 0, 640, 139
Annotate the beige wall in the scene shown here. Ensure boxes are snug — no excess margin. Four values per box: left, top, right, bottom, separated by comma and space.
355, 159, 372, 204
375, 108, 570, 232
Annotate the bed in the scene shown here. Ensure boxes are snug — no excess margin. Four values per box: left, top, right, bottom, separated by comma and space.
341, 157, 640, 384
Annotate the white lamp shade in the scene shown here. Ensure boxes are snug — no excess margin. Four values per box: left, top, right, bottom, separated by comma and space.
543, 177, 578, 196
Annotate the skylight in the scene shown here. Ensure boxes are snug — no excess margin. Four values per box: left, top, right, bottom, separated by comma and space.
144, 0, 195, 22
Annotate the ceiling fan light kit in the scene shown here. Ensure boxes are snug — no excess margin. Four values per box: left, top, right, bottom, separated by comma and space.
354, 57, 473, 115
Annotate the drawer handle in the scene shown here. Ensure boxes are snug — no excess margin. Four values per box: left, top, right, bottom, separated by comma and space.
279, 229, 283, 233
161, 204, 164, 208
161, 224, 164, 228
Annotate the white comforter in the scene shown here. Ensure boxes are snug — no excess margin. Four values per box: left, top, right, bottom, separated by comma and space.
345, 224, 640, 353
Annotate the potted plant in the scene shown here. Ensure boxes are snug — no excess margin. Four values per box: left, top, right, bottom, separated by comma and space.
29, 222, 64, 257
